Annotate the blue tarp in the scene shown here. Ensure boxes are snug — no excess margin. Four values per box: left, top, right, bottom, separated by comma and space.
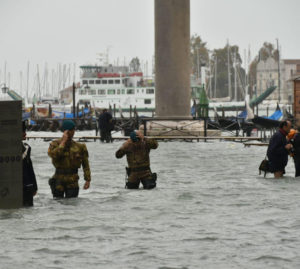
267, 109, 282, 120
26, 108, 90, 125
238, 110, 247, 119
50, 108, 90, 119
22, 112, 31, 121
239, 108, 282, 121
190, 106, 196, 117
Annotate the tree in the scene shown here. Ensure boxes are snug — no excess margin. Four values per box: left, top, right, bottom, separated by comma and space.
190, 34, 209, 78
248, 56, 259, 96
211, 44, 245, 100
258, 42, 279, 62
129, 57, 141, 72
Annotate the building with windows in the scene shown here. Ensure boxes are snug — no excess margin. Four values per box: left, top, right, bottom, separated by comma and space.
256, 58, 300, 103
65, 64, 156, 111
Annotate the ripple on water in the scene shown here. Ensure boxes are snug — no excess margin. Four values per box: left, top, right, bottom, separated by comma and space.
252, 255, 292, 262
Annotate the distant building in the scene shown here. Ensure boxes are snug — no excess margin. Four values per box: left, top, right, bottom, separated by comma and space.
293, 76, 300, 126
256, 58, 300, 103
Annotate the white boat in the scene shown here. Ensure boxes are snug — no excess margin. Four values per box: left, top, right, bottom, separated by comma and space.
76, 65, 155, 112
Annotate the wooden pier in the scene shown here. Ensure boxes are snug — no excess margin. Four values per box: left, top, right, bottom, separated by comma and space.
243, 142, 269, 147
26, 135, 265, 143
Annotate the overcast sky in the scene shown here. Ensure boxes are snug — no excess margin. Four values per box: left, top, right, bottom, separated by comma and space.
0, 0, 299, 93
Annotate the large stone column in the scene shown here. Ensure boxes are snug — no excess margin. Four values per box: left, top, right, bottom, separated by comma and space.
155, 0, 190, 118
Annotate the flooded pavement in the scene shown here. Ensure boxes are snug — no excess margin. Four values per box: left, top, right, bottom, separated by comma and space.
1, 133, 300, 269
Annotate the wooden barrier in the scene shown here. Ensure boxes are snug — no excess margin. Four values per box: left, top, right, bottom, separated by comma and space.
26, 135, 264, 142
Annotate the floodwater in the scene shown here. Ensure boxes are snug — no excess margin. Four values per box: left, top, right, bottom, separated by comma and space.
1, 132, 300, 269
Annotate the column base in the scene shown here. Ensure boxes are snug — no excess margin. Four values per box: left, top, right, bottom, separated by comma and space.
140, 120, 221, 137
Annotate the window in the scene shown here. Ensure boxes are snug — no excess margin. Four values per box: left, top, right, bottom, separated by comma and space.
115, 80, 120, 84
98, 89, 106, 95
82, 80, 88, 84
88, 89, 96, 95
122, 89, 125, 94
107, 89, 115, 95
117, 89, 120, 94
127, 89, 135, 94
79, 89, 87, 95
96, 80, 101, 84
146, 88, 154, 94
89, 80, 95, 84
102, 80, 107, 84
144, 99, 151, 104
108, 80, 114, 84
137, 89, 139, 93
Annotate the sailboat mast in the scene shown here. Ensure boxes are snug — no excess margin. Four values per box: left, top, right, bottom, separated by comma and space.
208, 54, 212, 98
37, 64, 41, 100
234, 50, 237, 101
276, 38, 281, 102
20, 71, 23, 97
227, 40, 231, 100
8, 72, 10, 88
244, 49, 247, 96
214, 54, 217, 98
73, 63, 76, 83
4, 61, 6, 86
26, 61, 30, 103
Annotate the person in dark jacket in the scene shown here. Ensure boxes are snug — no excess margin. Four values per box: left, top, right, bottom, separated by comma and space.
267, 120, 292, 178
22, 121, 38, 206
289, 127, 300, 177
98, 109, 113, 143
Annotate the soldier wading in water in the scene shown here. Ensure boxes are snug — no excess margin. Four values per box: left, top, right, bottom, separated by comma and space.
116, 130, 158, 189
48, 120, 91, 198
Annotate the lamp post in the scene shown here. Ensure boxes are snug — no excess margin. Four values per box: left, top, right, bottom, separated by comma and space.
1, 83, 9, 94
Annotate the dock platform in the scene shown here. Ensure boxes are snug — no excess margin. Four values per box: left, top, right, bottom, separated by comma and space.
26, 135, 265, 142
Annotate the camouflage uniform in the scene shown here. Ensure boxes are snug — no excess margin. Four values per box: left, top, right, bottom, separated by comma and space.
48, 139, 91, 198
116, 138, 158, 189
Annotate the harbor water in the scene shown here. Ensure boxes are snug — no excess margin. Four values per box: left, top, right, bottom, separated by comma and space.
1, 132, 300, 269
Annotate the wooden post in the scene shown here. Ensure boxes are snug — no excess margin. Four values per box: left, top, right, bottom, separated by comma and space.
76, 103, 79, 118
48, 103, 52, 118
130, 105, 132, 119
32, 104, 35, 118
143, 119, 147, 136
72, 82, 76, 118
204, 117, 207, 142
